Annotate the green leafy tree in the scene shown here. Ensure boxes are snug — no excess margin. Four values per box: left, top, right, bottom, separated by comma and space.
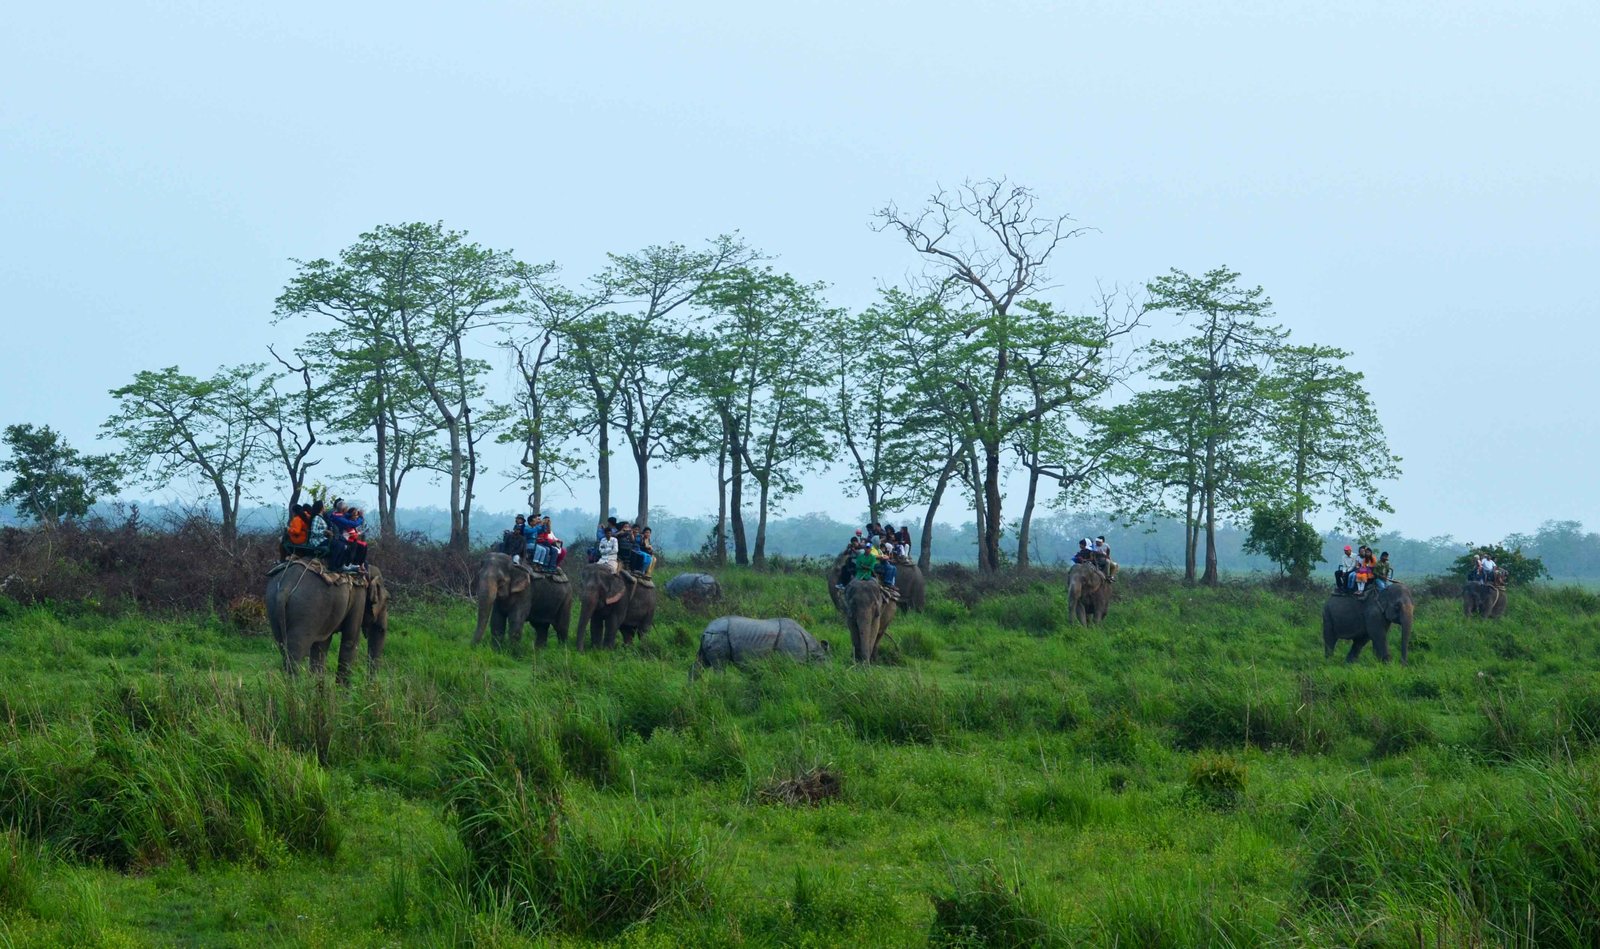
1243, 501, 1324, 584
1257, 343, 1401, 537
275, 222, 509, 545
102, 366, 271, 543
876, 181, 1138, 571
1, 424, 120, 527
1101, 268, 1285, 584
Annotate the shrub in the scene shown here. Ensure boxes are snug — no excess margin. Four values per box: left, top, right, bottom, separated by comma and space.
555, 710, 621, 788
928, 859, 1059, 948
1183, 752, 1246, 812
0, 714, 340, 870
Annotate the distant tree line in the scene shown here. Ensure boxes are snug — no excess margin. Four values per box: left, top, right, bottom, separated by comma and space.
5, 179, 1409, 583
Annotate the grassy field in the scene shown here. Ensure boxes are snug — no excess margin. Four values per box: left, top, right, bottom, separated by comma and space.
2, 567, 1599, 947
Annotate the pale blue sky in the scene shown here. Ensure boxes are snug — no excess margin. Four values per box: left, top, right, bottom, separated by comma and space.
3, 1, 1596, 541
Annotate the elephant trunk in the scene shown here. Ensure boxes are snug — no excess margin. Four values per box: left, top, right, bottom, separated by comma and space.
1398, 604, 1414, 665
471, 578, 495, 646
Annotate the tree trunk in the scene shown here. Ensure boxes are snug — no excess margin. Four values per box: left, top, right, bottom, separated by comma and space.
373, 397, 395, 543
445, 418, 466, 552
730, 436, 748, 566
1016, 461, 1040, 569
634, 440, 650, 529
967, 455, 988, 570
753, 474, 770, 567
919, 455, 959, 571
1202, 489, 1219, 586
714, 437, 728, 567
1183, 486, 1198, 583
596, 416, 611, 522
981, 442, 1004, 572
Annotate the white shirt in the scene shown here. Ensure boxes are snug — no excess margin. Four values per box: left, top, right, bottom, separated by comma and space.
597, 536, 618, 565
1480, 557, 1496, 574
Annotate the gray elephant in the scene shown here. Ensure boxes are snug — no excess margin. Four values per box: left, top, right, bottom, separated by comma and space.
1322, 582, 1415, 664
265, 561, 389, 682
690, 616, 830, 677
1067, 563, 1110, 625
843, 577, 897, 664
1462, 581, 1507, 619
471, 552, 573, 649
574, 565, 657, 650
665, 572, 722, 605
896, 561, 927, 612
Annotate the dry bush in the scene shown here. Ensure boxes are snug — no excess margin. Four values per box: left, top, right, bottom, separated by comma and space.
0, 511, 475, 615
759, 767, 842, 806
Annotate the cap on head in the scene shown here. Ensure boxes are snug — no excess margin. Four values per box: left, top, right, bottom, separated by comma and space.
1344, 545, 1352, 553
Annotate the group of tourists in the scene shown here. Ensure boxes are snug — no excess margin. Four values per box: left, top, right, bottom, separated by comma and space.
1336, 544, 1392, 595
592, 517, 655, 577
281, 496, 368, 574
836, 522, 913, 593
501, 513, 566, 572
1072, 536, 1118, 581
1468, 551, 1502, 584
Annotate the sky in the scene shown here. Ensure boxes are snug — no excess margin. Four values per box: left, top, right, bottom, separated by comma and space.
2, 0, 1596, 543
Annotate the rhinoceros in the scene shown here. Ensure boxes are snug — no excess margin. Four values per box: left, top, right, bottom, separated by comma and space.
664, 572, 722, 604
690, 616, 829, 677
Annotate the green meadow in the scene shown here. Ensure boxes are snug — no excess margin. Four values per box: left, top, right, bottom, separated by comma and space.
3, 568, 1599, 947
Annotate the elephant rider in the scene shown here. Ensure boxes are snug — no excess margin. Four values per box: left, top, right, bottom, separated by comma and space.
837, 533, 865, 589
534, 516, 564, 571
595, 526, 619, 574
1073, 539, 1095, 566
1372, 551, 1393, 590
851, 543, 883, 587
324, 501, 366, 574
1479, 553, 1498, 583
1353, 549, 1374, 595
639, 527, 656, 577
1093, 535, 1118, 581
873, 538, 898, 591
1337, 545, 1358, 592
282, 498, 324, 559
615, 521, 648, 575
504, 514, 530, 564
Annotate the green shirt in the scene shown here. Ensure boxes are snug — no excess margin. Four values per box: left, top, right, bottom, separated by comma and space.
852, 549, 879, 581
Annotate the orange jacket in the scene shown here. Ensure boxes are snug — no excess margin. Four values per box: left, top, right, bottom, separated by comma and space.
286, 512, 313, 545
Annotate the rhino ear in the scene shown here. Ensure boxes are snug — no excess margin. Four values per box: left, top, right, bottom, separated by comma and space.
818, 639, 832, 655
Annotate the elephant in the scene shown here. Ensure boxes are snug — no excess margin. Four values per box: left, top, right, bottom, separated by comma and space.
1067, 563, 1110, 625
690, 616, 830, 677
843, 578, 896, 664
1322, 582, 1415, 665
265, 561, 389, 683
1463, 581, 1507, 619
665, 572, 722, 605
829, 551, 925, 615
574, 564, 657, 650
471, 552, 573, 649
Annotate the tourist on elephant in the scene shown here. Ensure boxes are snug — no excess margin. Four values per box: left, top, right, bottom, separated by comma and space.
852, 544, 881, 583
1338, 545, 1359, 590
615, 521, 646, 574
596, 516, 618, 542
1073, 539, 1095, 565
639, 527, 656, 577
897, 525, 911, 547
504, 514, 530, 563
325, 501, 365, 574
1095, 535, 1119, 581
874, 538, 898, 589
596, 527, 619, 573
1480, 553, 1498, 582
1372, 551, 1393, 589
535, 515, 564, 570
282, 498, 323, 558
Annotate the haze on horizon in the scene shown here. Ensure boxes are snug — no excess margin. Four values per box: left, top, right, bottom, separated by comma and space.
3, 1, 1597, 544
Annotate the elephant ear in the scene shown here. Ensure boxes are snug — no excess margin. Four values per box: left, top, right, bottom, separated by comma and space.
364, 578, 389, 630
508, 567, 531, 595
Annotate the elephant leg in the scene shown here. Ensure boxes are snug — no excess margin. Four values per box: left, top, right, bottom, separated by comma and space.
335, 620, 362, 685
309, 639, 330, 675
490, 607, 508, 648
532, 622, 549, 649
366, 628, 386, 674
1323, 620, 1338, 659
1345, 635, 1369, 664
1371, 626, 1391, 663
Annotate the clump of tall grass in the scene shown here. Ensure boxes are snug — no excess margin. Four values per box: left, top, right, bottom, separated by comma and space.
555, 708, 622, 788
1296, 766, 1600, 946
443, 742, 713, 938
828, 672, 954, 744
1184, 752, 1247, 812
0, 830, 45, 916
1169, 675, 1337, 753
1009, 778, 1100, 827
0, 713, 339, 870
1088, 888, 1266, 948
928, 859, 1060, 948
